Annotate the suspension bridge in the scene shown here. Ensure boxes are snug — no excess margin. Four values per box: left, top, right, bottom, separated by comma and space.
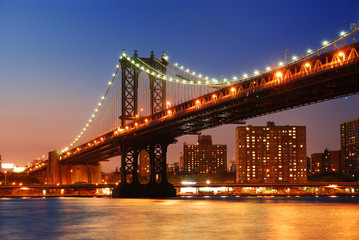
26, 28, 359, 197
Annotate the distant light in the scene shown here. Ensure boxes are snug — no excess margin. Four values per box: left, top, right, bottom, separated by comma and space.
266, 67, 271, 71
322, 40, 329, 46
182, 181, 197, 185
340, 31, 346, 36
279, 62, 284, 66
108, 81, 112, 85
206, 180, 211, 184
292, 56, 298, 60
338, 52, 344, 57
254, 70, 259, 75
101, 96, 105, 99
112, 73, 115, 77
233, 76, 237, 80
230, 87, 236, 92
243, 74, 248, 78
116, 64, 120, 68
305, 63, 310, 68
307, 49, 312, 54
276, 72, 282, 77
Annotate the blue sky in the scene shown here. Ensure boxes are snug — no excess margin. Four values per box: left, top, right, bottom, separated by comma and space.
1, 0, 359, 171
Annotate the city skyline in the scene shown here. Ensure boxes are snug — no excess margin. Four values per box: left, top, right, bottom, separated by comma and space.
1, 1, 359, 172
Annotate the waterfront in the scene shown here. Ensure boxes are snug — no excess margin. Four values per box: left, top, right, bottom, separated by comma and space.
0, 197, 358, 239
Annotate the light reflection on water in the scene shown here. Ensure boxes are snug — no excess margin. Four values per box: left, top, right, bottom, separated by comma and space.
0, 197, 358, 240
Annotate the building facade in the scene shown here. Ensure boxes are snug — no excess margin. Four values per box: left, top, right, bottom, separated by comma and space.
341, 117, 359, 179
139, 150, 150, 179
236, 122, 307, 183
183, 135, 227, 173
311, 149, 341, 174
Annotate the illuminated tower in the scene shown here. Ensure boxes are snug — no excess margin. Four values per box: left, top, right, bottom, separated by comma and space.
236, 122, 307, 183
183, 135, 227, 173
341, 117, 359, 179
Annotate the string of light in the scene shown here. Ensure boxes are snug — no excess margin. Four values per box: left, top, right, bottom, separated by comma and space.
60, 26, 358, 154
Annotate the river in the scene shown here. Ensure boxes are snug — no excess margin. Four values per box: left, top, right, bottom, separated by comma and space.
0, 196, 358, 239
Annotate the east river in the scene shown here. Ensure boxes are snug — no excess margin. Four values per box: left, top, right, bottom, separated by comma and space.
0, 196, 358, 239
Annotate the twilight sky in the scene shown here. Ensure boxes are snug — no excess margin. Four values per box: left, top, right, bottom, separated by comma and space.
1, 0, 359, 172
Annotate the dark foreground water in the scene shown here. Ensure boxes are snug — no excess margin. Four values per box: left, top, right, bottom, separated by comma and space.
0, 196, 359, 240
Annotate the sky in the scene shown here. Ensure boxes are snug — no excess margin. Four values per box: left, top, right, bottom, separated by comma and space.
1, 0, 359, 172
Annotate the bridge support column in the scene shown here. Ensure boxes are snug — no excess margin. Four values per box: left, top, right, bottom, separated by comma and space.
113, 140, 176, 198
47, 151, 60, 184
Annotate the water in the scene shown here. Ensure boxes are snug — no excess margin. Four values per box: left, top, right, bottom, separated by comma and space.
0, 196, 359, 240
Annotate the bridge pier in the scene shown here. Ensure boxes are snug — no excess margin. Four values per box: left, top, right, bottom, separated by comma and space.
112, 140, 176, 198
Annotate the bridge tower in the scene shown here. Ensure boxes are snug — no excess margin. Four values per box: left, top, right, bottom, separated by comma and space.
113, 50, 176, 198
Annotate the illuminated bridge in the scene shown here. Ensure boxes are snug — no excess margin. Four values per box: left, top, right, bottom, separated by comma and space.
26, 28, 359, 197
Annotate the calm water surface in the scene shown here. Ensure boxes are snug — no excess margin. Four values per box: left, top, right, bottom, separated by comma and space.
0, 196, 359, 240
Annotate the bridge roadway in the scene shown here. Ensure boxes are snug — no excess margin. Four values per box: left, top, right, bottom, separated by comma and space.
60, 42, 359, 164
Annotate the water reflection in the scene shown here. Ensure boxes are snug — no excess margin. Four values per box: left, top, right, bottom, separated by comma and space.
0, 197, 358, 239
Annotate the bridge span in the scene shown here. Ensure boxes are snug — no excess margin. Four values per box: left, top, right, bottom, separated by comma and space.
26, 30, 359, 197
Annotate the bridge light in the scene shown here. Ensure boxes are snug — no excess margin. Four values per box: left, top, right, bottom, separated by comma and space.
186, 69, 189, 72
305, 63, 310, 68
83, 128, 86, 131
205, 76, 209, 80
135, 123, 138, 126
108, 81, 112, 85
338, 52, 344, 57
212, 94, 217, 99
175, 63, 178, 66
112, 73, 115, 77
195, 100, 201, 106
95, 109, 98, 112
243, 74, 248, 78
135, 114, 139, 118
292, 56, 297, 60
86, 124, 89, 127
116, 64, 119, 68
98, 102, 101, 106
254, 70, 259, 75
145, 119, 148, 123
167, 110, 172, 115
198, 81, 202, 84
340, 31, 346, 36
233, 76, 237, 80
180, 66, 184, 69
278, 62, 284, 66
101, 96, 105, 100
276, 72, 282, 77
125, 126, 129, 130
231, 87, 236, 93
307, 49, 312, 54
322, 40, 329, 46
266, 67, 271, 71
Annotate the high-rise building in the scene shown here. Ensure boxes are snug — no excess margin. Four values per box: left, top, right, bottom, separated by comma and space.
183, 135, 227, 173
341, 117, 359, 179
139, 150, 150, 179
311, 149, 341, 174
236, 121, 307, 183
179, 152, 184, 172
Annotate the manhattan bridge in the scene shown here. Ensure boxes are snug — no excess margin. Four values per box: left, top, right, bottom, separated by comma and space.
26, 27, 359, 197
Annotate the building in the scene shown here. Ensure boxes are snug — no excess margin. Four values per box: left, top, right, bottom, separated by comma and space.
311, 149, 341, 174
236, 121, 307, 183
139, 150, 150, 179
179, 152, 184, 172
229, 160, 236, 173
183, 135, 227, 173
341, 117, 359, 179
167, 162, 179, 173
